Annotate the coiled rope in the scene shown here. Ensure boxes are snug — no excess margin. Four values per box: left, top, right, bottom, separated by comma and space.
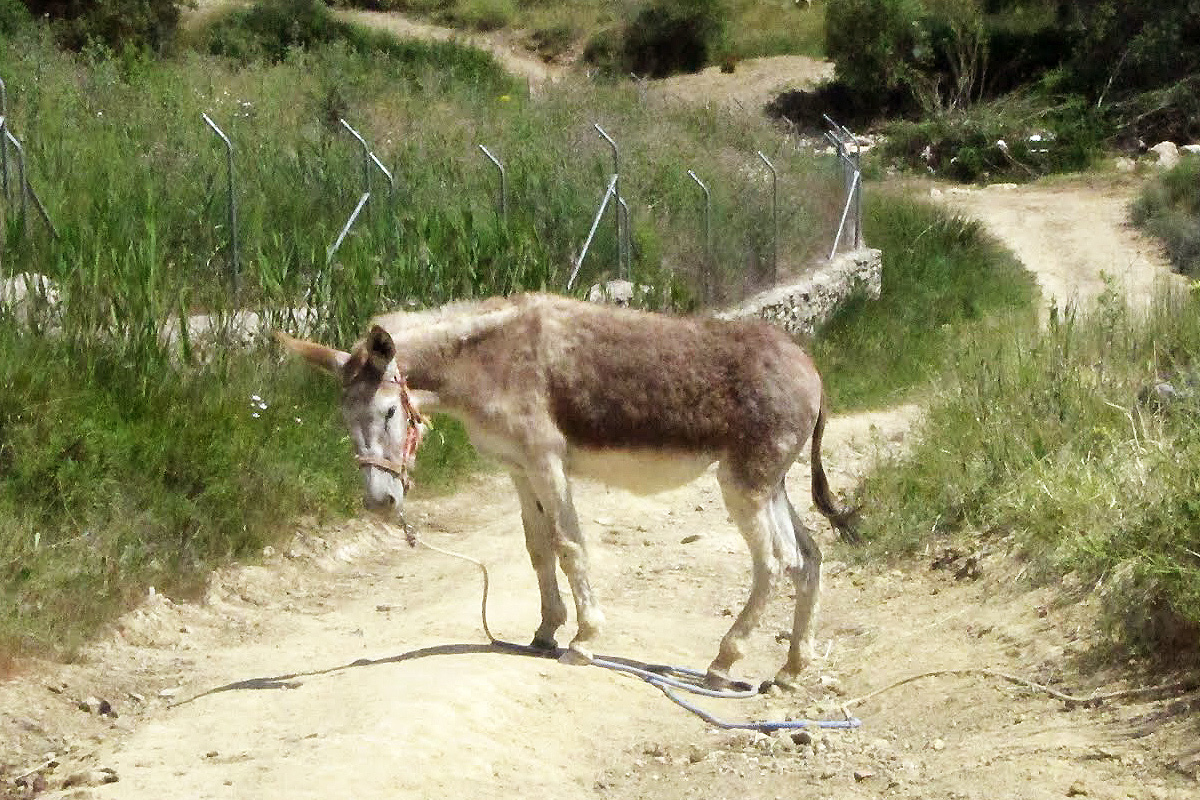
394, 523, 1200, 724
396, 521, 861, 731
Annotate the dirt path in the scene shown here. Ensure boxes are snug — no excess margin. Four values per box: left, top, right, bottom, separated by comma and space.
3, 10, 1199, 800
3, 402, 1198, 799
930, 178, 1186, 313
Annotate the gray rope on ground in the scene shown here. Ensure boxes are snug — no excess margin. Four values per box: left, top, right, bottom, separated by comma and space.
393, 522, 1197, 719
844, 668, 1200, 709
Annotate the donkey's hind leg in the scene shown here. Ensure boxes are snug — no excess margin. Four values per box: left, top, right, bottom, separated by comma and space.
706, 467, 785, 689
772, 486, 822, 689
512, 472, 568, 651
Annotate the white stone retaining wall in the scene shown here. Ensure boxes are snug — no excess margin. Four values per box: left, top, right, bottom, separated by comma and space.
717, 247, 882, 337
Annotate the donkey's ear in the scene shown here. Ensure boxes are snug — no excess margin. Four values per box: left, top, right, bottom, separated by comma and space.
366, 325, 396, 375
275, 330, 351, 377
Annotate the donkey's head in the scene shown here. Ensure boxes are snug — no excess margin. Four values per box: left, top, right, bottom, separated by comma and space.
277, 325, 428, 518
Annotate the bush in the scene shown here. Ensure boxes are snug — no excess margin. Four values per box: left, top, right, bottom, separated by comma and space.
204, 0, 346, 62
445, 0, 515, 32
881, 94, 1105, 183
1131, 158, 1200, 278
0, 0, 32, 37
585, 0, 730, 79
23, 0, 185, 54
824, 0, 926, 113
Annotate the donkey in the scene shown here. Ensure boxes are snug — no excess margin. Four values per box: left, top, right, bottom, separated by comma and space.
277, 292, 856, 689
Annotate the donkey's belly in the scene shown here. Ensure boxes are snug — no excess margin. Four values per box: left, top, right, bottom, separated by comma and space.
565, 446, 717, 495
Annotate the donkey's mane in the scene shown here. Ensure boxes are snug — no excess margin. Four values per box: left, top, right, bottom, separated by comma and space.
370, 296, 521, 356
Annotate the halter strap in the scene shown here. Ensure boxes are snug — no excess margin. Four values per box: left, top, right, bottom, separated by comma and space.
355, 374, 428, 491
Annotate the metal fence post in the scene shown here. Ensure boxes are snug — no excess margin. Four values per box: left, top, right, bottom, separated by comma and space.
3, 126, 27, 235
688, 169, 712, 302
568, 173, 618, 291
757, 151, 778, 283
594, 123, 623, 277
824, 116, 863, 260
327, 192, 371, 264
0, 78, 9, 203
477, 145, 507, 225
339, 119, 394, 205
202, 112, 240, 297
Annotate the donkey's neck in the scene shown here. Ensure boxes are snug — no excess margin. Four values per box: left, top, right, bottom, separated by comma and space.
372, 296, 521, 387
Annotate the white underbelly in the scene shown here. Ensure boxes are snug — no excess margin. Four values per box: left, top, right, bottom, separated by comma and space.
566, 446, 716, 495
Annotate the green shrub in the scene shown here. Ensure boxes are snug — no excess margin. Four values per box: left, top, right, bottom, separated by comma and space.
1131, 158, 1200, 277
23, 0, 185, 54
0, 0, 32, 37
824, 0, 926, 113
881, 94, 1104, 182
446, 0, 516, 31
204, 0, 349, 63
585, 0, 730, 78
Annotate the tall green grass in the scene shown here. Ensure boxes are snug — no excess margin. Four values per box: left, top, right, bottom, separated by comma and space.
813, 191, 1038, 409
856, 285, 1200, 657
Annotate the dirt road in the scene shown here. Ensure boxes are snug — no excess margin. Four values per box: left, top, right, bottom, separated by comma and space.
3, 393, 1197, 798
931, 178, 1187, 313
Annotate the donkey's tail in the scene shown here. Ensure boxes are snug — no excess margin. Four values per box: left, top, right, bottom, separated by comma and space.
810, 395, 861, 543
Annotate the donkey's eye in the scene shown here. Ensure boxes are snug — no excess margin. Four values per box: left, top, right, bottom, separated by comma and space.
385, 406, 398, 421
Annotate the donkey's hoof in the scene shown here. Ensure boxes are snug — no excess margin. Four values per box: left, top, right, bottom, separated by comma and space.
559, 644, 593, 666
770, 669, 804, 692
704, 669, 738, 692
529, 635, 559, 652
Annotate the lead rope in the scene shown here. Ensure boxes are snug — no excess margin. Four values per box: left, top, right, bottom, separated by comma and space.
385, 516, 861, 731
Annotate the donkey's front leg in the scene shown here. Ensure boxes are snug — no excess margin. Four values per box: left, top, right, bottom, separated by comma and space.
511, 472, 568, 651
526, 454, 604, 665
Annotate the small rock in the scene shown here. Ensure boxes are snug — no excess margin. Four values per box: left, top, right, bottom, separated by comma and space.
687, 746, 707, 764
853, 769, 875, 782
819, 675, 846, 696
375, 604, 394, 612
594, 517, 614, 527
1182, 144, 1200, 157
128, 692, 146, 704
262, 545, 276, 558
1114, 156, 1137, 173
1150, 141, 1180, 169
15, 772, 47, 795
62, 767, 119, 788
158, 686, 182, 699
77, 697, 104, 715
931, 738, 946, 751
46, 682, 66, 695
1066, 779, 1088, 796
791, 730, 815, 746
680, 534, 702, 544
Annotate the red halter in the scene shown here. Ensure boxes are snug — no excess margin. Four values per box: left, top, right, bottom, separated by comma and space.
354, 374, 428, 492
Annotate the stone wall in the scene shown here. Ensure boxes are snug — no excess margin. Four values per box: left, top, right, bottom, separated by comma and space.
717, 247, 881, 337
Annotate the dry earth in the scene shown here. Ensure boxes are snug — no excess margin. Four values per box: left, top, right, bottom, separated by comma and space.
3, 9, 1200, 800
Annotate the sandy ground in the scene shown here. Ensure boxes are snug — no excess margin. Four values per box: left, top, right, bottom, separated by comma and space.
3, 9, 1199, 800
